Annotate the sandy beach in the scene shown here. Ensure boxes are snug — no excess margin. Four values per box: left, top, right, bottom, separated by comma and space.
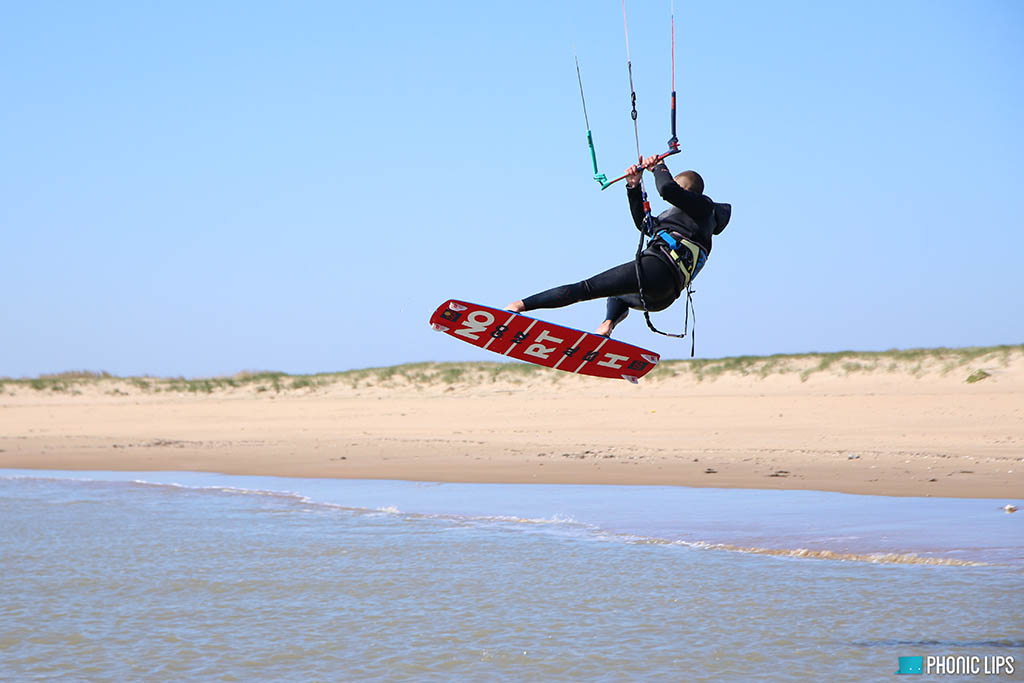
1, 347, 1021, 499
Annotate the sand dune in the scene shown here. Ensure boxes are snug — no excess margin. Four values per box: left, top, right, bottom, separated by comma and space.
1, 346, 1021, 498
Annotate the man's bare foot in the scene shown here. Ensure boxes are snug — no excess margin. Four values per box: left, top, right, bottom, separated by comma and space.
505, 300, 526, 313
594, 319, 614, 337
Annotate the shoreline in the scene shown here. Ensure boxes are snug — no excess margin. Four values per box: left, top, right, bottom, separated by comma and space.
0, 462, 1018, 501
2, 347, 1022, 500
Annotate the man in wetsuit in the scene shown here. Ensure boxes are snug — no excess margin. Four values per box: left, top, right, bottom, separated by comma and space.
505, 155, 731, 337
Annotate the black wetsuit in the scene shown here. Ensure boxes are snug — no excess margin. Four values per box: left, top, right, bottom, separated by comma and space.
521, 165, 729, 326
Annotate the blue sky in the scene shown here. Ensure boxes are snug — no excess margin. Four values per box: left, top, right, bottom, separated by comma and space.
2, 1, 1022, 377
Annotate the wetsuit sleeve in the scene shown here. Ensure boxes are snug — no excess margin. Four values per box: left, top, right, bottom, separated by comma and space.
652, 165, 713, 220
627, 185, 649, 233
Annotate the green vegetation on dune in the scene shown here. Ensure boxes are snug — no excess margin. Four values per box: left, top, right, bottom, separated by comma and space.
965, 369, 992, 384
1, 344, 1019, 395
656, 344, 1021, 383
10, 370, 114, 394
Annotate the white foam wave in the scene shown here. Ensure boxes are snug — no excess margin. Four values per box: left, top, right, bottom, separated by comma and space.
0, 472, 1001, 566
605, 534, 987, 566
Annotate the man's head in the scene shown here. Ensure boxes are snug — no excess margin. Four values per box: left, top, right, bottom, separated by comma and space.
674, 170, 704, 195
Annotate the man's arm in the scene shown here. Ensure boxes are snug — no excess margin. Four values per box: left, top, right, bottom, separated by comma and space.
650, 162, 713, 220
624, 164, 652, 234
627, 185, 649, 232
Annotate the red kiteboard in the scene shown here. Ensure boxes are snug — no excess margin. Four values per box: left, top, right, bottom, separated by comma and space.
429, 300, 660, 383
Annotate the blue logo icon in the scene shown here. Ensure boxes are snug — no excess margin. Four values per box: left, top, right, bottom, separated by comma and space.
896, 656, 923, 674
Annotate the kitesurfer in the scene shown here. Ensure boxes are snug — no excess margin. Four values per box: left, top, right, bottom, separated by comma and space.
506, 155, 731, 337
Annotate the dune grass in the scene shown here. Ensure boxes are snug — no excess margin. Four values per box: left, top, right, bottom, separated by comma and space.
655, 344, 1020, 383
2, 344, 1019, 395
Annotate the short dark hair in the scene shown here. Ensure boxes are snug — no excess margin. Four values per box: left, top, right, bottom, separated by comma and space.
674, 170, 704, 195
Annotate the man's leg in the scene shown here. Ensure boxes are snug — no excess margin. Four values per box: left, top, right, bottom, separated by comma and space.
505, 280, 594, 313
507, 256, 678, 332
596, 295, 640, 336
506, 261, 640, 314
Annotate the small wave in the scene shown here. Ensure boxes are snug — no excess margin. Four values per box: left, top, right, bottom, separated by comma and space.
132, 479, 185, 488
853, 639, 1024, 649
688, 540, 984, 566
469, 513, 581, 526
602, 533, 987, 565
0, 472, 1002, 566
721, 544, 986, 566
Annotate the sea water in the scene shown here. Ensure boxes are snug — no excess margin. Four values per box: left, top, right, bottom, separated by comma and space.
1, 470, 1021, 681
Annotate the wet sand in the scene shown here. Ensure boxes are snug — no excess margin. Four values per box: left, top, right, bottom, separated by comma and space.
1, 351, 1021, 498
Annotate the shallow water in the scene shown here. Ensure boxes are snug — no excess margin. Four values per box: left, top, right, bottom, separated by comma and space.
1, 471, 1021, 681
